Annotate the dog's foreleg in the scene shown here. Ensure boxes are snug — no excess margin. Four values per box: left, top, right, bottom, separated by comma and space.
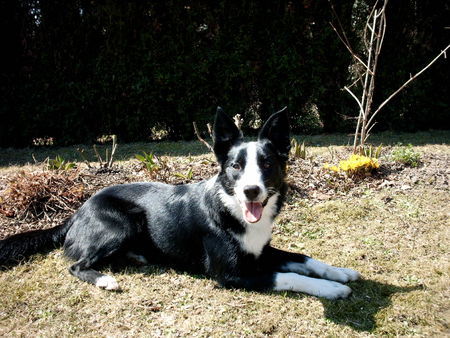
280, 258, 360, 283
262, 247, 360, 283
273, 272, 352, 299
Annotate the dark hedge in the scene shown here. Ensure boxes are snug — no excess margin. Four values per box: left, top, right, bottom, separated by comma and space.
0, 0, 448, 147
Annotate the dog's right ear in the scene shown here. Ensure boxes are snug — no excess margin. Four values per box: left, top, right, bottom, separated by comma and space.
213, 107, 243, 164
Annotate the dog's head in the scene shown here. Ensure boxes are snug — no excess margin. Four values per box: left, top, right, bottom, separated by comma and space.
213, 107, 290, 224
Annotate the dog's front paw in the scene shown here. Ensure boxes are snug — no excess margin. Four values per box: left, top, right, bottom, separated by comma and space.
274, 273, 353, 299
314, 279, 353, 300
323, 266, 361, 283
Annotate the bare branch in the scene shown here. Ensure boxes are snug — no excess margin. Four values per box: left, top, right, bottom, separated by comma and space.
328, 0, 353, 50
107, 135, 118, 168
206, 123, 213, 139
93, 145, 104, 166
344, 86, 364, 112
367, 44, 450, 129
364, 122, 377, 143
193, 122, 214, 152
76, 148, 92, 169
329, 22, 372, 74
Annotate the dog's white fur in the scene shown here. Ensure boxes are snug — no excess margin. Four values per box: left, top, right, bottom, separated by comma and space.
274, 273, 352, 299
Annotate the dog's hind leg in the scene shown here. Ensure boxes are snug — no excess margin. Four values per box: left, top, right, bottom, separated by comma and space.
64, 197, 147, 290
69, 257, 120, 291
126, 251, 149, 265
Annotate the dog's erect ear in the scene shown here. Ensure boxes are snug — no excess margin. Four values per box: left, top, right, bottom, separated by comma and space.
213, 107, 243, 163
258, 107, 290, 159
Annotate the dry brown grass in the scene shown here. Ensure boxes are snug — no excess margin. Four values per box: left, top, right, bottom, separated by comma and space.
0, 141, 449, 336
0, 170, 85, 220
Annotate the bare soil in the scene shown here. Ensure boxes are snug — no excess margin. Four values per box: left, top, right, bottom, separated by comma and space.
1, 147, 448, 239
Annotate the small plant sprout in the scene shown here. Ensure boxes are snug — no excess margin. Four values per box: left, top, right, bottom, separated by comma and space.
290, 138, 307, 160
174, 167, 194, 181
391, 144, 421, 167
361, 144, 383, 159
47, 155, 76, 171
135, 152, 160, 173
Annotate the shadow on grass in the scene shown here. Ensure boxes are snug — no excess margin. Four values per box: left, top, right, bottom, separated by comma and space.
320, 278, 421, 332
299, 130, 450, 147
0, 140, 212, 167
1, 130, 449, 168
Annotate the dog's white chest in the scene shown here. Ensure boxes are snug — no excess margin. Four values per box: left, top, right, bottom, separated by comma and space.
235, 219, 272, 257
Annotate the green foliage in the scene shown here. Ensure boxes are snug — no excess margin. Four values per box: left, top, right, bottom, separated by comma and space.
290, 138, 307, 160
174, 168, 194, 181
46, 156, 76, 171
361, 144, 383, 159
135, 152, 160, 173
391, 144, 421, 167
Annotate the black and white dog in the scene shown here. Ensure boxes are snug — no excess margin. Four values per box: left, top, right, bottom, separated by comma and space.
0, 107, 359, 299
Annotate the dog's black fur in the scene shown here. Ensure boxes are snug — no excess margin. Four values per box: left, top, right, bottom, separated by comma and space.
0, 107, 359, 299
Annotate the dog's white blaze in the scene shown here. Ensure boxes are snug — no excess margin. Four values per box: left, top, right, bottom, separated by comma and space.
95, 275, 120, 290
274, 272, 352, 299
234, 142, 267, 203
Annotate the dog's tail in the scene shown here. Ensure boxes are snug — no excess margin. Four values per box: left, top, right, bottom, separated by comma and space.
0, 219, 73, 267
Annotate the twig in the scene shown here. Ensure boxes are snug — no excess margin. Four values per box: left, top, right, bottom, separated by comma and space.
193, 122, 214, 152
107, 135, 118, 168
367, 43, 450, 129
76, 148, 92, 169
206, 123, 213, 139
32, 154, 39, 164
93, 144, 104, 166
329, 22, 371, 73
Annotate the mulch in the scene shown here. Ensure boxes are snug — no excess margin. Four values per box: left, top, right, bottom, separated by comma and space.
1, 150, 448, 240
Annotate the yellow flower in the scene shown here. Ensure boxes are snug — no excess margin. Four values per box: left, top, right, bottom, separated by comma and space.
324, 154, 380, 175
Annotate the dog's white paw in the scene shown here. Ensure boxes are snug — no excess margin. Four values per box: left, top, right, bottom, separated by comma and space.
95, 275, 120, 290
323, 267, 361, 283
315, 279, 353, 300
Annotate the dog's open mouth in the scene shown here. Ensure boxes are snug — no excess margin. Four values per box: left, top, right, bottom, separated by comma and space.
243, 201, 264, 223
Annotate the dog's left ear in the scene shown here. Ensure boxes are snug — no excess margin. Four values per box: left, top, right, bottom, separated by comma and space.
258, 107, 290, 159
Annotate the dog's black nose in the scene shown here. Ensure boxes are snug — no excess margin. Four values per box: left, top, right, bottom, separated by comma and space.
243, 185, 261, 200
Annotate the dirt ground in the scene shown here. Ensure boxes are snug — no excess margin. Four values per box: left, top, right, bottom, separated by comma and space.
1, 145, 448, 240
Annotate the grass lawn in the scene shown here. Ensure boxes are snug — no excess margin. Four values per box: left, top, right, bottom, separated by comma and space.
0, 131, 449, 336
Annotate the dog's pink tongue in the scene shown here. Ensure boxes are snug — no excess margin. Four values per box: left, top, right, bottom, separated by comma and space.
244, 202, 263, 223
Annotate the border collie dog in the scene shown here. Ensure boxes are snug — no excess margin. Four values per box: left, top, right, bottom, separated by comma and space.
0, 107, 359, 299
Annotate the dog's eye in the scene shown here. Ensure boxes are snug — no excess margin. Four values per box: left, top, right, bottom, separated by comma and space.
232, 163, 241, 170
262, 161, 271, 169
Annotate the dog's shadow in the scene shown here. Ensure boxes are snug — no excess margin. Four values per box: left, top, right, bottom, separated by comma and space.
317, 278, 420, 332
